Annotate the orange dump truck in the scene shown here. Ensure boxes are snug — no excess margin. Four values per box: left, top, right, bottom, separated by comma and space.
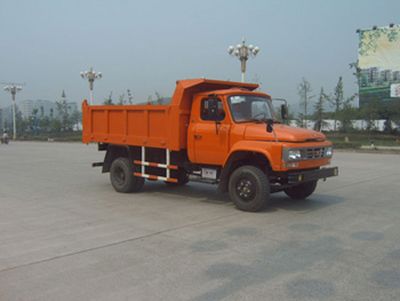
82, 78, 338, 211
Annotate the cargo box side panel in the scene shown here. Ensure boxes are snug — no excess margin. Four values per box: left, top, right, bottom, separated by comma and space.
108, 110, 125, 142
125, 107, 172, 149
91, 109, 108, 141
148, 110, 168, 147
127, 109, 147, 146
82, 102, 183, 150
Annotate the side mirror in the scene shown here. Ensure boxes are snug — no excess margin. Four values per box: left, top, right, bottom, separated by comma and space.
281, 104, 288, 120
266, 118, 274, 133
208, 99, 218, 119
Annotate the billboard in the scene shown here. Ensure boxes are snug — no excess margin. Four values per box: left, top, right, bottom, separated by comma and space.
358, 25, 400, 107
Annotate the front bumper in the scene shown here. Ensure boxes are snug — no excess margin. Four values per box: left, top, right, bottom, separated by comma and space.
287, 167, 338, 184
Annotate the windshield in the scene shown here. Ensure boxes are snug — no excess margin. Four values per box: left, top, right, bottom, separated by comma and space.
228, 95, 274, 123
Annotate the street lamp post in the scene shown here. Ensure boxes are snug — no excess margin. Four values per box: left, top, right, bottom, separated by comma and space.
3, 84, 23, 140
80, 67, 102, 105
228, 39, 260, 82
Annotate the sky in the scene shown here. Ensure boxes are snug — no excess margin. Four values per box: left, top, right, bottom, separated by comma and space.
1, 0, 399, 111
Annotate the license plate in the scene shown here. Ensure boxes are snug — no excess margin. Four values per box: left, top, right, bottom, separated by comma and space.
202, 168, 217, 179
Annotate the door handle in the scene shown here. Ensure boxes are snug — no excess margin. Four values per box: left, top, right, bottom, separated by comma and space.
194, 134, 202, 140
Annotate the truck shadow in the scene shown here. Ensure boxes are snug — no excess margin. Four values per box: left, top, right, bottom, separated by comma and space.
144, 182, 228, 204
265, 193, 344, 213
143, 181, 344, 213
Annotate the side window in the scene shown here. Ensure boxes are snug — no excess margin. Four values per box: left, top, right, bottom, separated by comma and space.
200, 98, 225, 121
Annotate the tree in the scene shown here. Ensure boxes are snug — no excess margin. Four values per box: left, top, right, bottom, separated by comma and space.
155, 91, 163, 104
329, 77, 344, 131
297, 78, 314, 128
361, 99, 381, 131
337, 97, 357, 132
110, 89, 134, 105
295, 113, 305, 128
313, 87, 327, 131
327, 76, 358, 132
56, 93, 70, 131
69, 110, 81, 130
285, 104, 296, 121
127, 89, 133, 104
15, 106, 26, 136
349, 61, 361, 85
103, 91, 114, 105
29, 108, 39, 134
387, 101, 400, 131
50, 117, 62, 133
39, 116, 51, 132
383, 119, 393, 133
118, 93, 125, 105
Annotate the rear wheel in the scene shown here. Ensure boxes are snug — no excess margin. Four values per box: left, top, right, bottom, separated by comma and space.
110, 157, 144, 193
284, 180, 317, 200
228, 165, 270, 212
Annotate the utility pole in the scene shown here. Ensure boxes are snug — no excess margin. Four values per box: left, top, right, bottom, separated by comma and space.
228, 39, 260, 82
80, 67, 102, 105
3, 83, 24, 140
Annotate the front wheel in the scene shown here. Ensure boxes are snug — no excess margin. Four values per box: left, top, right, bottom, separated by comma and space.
284, 180, 317, 200
228, 165, 270, 212
110, 157, 145, 193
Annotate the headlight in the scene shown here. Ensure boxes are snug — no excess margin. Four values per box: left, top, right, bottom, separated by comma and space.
324, 147, 333, 157
286, 149, 301, 161
283, 146, 333, 162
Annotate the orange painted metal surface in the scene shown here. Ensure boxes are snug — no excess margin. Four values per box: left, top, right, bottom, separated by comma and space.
82, 101, 173, 149
82, 78, 333, 172
82, 78, 258, 151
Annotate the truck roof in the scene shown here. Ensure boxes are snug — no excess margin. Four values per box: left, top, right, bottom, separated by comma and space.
171, 78, 260, 110
196, 87, 270, 97
175, 78, 259, 90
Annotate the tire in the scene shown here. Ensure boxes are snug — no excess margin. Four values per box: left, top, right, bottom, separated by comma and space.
228, 165, 270, 212
284, 180, 317, 200
110, 157, 144, 193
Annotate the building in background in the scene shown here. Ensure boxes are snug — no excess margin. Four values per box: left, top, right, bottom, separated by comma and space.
0, 98, 80, 131
19, 99, 57, 119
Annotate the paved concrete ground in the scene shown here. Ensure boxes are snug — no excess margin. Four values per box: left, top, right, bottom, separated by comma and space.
0, 141, 399, 301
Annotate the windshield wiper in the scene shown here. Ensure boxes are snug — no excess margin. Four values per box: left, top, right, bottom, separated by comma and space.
239, 118, 279, 124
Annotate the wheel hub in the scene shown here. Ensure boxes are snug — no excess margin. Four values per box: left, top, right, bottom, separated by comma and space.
236, 178, 255, 201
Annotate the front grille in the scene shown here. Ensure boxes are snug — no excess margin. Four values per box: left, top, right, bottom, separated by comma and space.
301, 147, 325, 159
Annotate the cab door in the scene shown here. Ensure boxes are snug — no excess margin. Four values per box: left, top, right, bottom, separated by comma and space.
190, 97, 230, 165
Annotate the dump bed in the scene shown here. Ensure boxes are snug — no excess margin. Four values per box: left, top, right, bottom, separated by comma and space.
82, 78, 258, 150
82, 102, 177, 148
